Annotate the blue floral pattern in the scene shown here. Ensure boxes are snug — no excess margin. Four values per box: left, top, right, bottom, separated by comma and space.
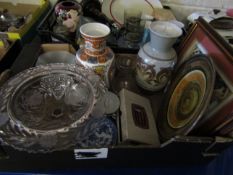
76, 117, 117, 148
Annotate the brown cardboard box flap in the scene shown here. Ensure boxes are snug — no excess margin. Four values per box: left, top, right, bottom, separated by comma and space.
40, 44, 76, 55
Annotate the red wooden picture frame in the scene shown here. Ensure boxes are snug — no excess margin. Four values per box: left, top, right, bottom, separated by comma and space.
176, 17, 233, 136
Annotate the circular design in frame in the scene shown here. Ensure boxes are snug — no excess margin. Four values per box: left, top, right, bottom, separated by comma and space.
157, 54, 215, 141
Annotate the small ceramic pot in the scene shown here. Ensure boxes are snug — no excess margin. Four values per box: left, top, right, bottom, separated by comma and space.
55, 1, 82, 32
76, 23, 115, 87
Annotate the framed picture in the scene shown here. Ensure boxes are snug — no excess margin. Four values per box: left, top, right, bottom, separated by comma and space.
176, 17, 233, 136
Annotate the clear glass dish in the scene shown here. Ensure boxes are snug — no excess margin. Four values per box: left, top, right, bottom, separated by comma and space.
0, 64, 107, 153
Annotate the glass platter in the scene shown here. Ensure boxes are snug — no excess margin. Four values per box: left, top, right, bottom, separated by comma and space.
0, 64, 107, 153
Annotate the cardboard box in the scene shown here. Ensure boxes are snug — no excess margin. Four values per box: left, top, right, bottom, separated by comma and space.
0, 40, 21, 69
35, 43, 76, 65
4, 47, 233, 168
0, 47, 7, 62
0, 0, 49, 40
0, 40, 22, 85
10, 43, 77, 76
39, 43, 76, 55
0, 39, 12, 61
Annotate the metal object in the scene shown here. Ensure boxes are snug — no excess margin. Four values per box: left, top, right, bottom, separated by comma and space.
0, 9, 27, 32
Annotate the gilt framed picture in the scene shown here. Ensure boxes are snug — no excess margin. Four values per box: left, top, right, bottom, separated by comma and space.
176, 17, 233, 136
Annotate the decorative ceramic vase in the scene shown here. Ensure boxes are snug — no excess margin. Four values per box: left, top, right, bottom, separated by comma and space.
76, 22, 115, 87
55, 0, 82, 32
136, 21, 182, 91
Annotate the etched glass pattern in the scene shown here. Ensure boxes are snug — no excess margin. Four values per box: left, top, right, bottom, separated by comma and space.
0, 64, 108, 153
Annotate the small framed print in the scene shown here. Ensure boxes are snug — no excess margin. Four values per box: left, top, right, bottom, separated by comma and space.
176, 17, 233, 136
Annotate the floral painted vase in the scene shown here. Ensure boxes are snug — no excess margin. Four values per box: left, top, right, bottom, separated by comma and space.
76, 22, 115, 87
55, 0, 82, 32
136, 21, 182, 91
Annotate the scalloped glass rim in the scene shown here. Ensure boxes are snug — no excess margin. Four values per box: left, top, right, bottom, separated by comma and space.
0, 64, 107, 153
